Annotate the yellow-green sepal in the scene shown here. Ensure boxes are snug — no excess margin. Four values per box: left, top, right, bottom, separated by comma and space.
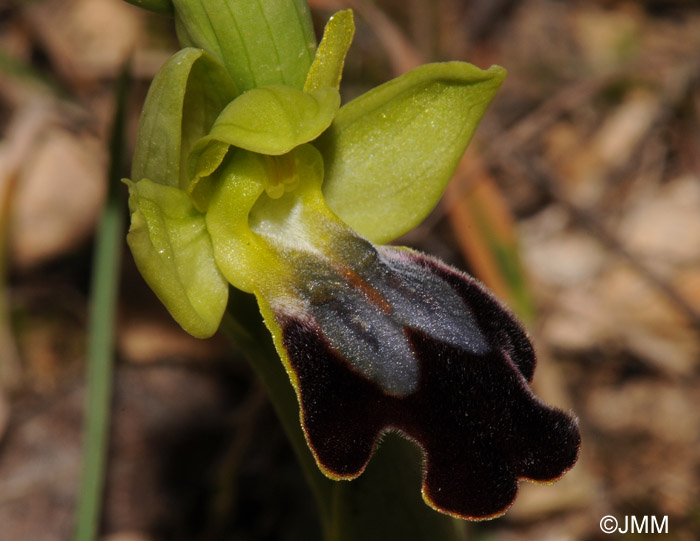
316, 62, 506, 244
125, 178, 228, 338
131, 47, 237, 191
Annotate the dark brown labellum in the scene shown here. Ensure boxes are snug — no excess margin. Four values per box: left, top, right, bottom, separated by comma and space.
277, 245, 580, 519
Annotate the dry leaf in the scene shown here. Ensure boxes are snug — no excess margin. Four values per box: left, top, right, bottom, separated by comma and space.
446, 151, 535, 321
24, 0, 143, 85
10, 127, 106, 269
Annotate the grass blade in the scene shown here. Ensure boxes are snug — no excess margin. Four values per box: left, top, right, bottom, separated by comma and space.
72, 66, 130, 541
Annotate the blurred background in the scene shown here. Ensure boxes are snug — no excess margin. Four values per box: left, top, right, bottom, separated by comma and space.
0, 0, 698, 539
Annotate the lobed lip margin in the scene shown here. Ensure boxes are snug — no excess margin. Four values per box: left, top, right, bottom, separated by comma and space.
274, 246, 581, 520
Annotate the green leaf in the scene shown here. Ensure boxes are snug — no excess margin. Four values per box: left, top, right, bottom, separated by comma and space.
131, 47, 237, 190
172, 0, 316, 92
304, 9, 355, 93
73, 64, 130, 541
125, 179, 228, 338
316, 62, 506, 244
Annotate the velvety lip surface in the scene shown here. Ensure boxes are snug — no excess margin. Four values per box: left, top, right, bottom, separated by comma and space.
278, 247, 580, 519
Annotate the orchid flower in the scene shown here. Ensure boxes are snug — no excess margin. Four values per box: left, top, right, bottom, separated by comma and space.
124, 0, 580, 520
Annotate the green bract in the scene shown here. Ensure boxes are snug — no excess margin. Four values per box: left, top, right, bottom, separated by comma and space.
173, 0, 316, 91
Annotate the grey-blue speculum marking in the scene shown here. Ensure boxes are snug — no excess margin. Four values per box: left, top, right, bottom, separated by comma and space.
294, 238, 491, 396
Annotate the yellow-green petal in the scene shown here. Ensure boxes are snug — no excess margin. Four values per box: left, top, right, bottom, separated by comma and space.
187, 85, 339, 208
197, 85, 340, 156
304, 9, 355, 93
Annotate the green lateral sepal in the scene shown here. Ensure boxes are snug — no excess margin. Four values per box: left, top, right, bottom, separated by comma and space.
317, 62, 506, 244
125, 178, 228, 338
132, 47, 237, 191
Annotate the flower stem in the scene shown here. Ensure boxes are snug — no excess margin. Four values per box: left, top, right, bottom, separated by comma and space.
220, 289, 335, 537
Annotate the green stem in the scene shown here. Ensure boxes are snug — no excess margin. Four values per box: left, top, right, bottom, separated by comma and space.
72, 68, 130, 541
219, 290, 335, 537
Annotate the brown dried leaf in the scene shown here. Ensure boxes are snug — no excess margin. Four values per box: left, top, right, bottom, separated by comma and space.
618, 175, 700, 267
9, 126, 106, 269
24, 0, 143, 86
552, 89, 662, 206
118, 315, 228, 364
344, 0, 423, 75
446, 152, 535, 321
